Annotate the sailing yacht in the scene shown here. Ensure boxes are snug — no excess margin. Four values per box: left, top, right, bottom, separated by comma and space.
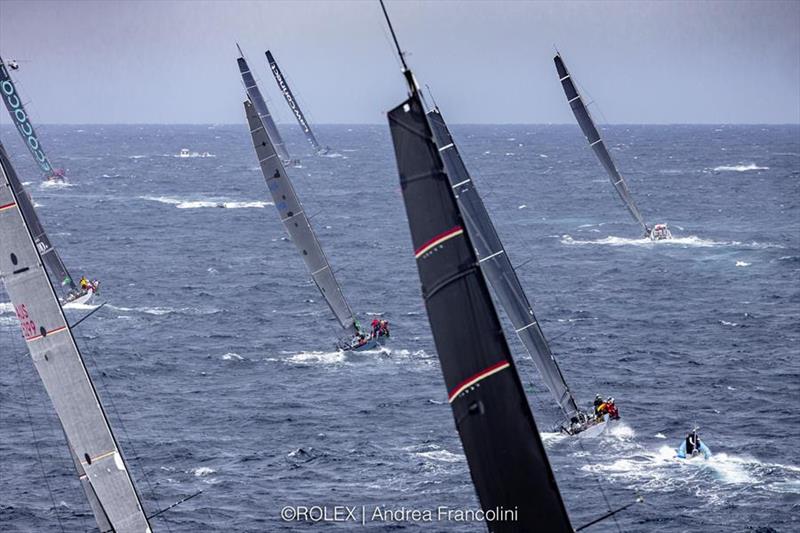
554, 53, 672, 241
238, 47, 389, 352
381, 3, 574, 529
1, 141, 152, 532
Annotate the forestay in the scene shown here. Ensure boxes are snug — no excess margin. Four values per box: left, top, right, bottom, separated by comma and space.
0, 142, 151, 532
237, 47, 291, 163
388, 88, 573, 532
554, 54, 649, 235
0, 55, 55, 175
266, 50, 322, 152
427, 107, 580, 418
244, 100, 357, 333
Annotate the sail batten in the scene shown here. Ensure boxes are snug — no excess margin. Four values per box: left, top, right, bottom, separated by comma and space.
0, 142, 150, 532
388, 88, 573, 532
427, 107, 581, 418
265, 50, 322, 152
243, 100, 357, 333
237, 51, 291, 163
554, 54, 649, 234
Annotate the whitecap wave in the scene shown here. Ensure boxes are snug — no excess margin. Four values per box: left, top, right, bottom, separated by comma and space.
0, 302, 13, 314
139, 196, 271, 209
712, 163, 769, 172
735, 261, 751, 267
40, 180, 73, 189
222, 353, 244, 361
416, 449, 464, 463
286, 350, 345, 365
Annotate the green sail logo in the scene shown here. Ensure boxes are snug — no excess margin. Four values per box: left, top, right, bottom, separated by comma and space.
0, 63, 52, 173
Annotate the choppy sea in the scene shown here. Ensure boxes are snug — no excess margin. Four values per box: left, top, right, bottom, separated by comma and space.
0, 122, 798, 532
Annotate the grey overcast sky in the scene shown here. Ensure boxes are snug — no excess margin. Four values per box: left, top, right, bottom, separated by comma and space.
1, 0, 798, 124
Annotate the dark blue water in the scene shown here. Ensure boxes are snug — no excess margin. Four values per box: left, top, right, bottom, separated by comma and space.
1, 123, 798, 532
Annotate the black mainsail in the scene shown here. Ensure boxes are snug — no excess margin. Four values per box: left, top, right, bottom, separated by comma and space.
265, 50, 323, 152
0, 55, 59, 178
382, 4, 572, 530
554, 53, 650, 236
427, 106, 580, 419
237, 45, 291, 164
243, 100, 357, 335
0, 141, 151, 532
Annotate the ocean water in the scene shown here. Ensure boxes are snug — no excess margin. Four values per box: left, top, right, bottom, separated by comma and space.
0, 123, 798, 532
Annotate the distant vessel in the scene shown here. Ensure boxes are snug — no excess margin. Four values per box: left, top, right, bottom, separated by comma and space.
382, 3, 573, 529
554, 53, 672, 241
179, 148, 191, 158
265, 50, 329, 154
0, 55, 66, 182
0, 141, 151, 531
240, 61, 388, 352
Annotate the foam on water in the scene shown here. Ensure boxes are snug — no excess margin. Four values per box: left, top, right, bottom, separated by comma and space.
139, 196, 271, 209
285, 350, 346, 365
712, 163, 769, 172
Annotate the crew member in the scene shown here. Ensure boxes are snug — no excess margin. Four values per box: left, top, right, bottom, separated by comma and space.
605, 398, 620, 420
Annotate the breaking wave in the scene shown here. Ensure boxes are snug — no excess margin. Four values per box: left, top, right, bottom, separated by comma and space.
561, 235, 783, 249
139, 196, 272, 209
712, 163, 769, 172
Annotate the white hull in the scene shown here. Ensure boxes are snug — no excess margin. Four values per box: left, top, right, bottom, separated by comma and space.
62, 288, 95, 307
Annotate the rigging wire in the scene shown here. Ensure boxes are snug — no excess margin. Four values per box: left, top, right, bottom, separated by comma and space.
12, 342, 67, 532
78, 344, 172, 533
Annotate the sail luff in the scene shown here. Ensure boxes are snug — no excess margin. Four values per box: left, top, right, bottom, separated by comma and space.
554, 54, 649, 234
0, 142, 151, 532
265, 50, 322, 152
427, 107, 580, 417
387, 89, 573, 532
237, 51, 291, 163
0, 56, 55, 175
243, 100, 357, 333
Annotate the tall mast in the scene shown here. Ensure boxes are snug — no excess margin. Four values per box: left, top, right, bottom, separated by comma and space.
242, 99, 358, 334
265, 50, 322, 152
0, 141, 151, 532
381, 2, 573, 529
554, 53, 650, 236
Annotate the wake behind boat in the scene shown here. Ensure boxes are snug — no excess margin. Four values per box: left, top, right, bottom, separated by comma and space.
240, 46, 389, 352
554, 53, 672, 241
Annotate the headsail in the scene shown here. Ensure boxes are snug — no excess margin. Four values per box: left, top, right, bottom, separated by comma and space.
0, 141, 151, 532
236, 46, 291, 163
243, 100, 357, 333
0, 55, 56, 176
427, 106, 580, 418
388, 87, 573, 533
265, 50, 322, 152
554, 53, 649, 235
2, 155, 77, 293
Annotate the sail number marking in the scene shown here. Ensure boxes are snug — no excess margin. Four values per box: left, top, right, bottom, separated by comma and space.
14, 303, 37, 339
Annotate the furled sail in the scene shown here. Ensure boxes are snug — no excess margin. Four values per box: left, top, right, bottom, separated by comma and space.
265, 50, 322, 152
237, 46, 291, 163
387, 85, 573, 532
0, 55, 56, 176
0, 141, 151, 532
244, 100, 357, 333
554, 53, 649, 235
427, 106, 580, 418
2, 150, 77, 293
